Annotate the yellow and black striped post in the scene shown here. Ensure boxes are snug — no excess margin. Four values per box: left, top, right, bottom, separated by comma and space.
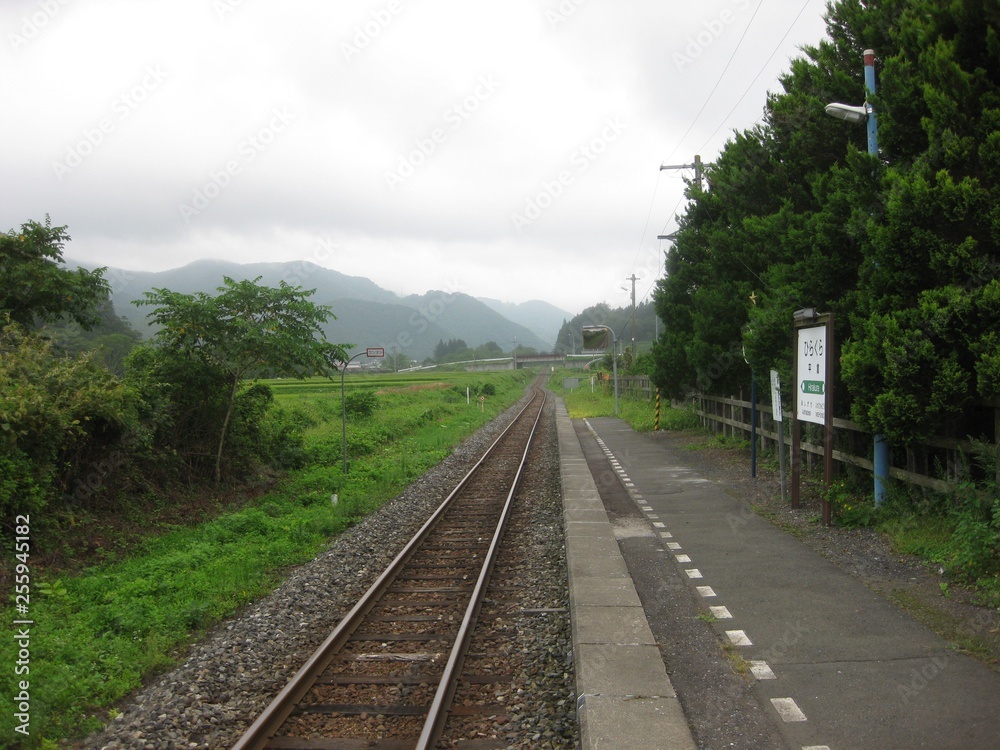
654, 389, 660, 431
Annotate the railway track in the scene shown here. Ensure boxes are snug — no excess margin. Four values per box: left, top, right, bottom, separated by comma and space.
232, 384, 548, 749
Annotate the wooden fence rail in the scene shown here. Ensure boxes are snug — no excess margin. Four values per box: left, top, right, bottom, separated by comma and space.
617, 375, 654, 400
690, 392, 1000, 494
598, 376, 999, 495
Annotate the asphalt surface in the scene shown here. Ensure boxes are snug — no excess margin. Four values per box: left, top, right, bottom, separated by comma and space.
573, 416, 1000, 750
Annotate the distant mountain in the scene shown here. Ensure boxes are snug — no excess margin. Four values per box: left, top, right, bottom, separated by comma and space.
476, 298, 571, 348
83, 259, 551, 361
401, 291, 550, 354
104, 259, 398, 308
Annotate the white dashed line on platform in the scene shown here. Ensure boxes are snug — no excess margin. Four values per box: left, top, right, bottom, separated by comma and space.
725, 630, 752, 646
709, 606, 732, 619
696, 586, 716, 597
771, 697, 807, 722
750, 661, 776, 680
685, 569, 703, 579
659, 532, 673, 538
675, 554, 692, 563
666, 542, 682, 550
652, 521, 665, 528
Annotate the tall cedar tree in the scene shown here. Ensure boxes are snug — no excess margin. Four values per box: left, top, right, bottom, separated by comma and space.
652, 0, 999, 446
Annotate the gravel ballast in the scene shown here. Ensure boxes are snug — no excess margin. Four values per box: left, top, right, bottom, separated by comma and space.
86, 389, 575, 750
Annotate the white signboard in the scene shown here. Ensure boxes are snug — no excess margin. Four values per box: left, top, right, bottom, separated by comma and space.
769, 369, 783, 423
796, 325, 826, 425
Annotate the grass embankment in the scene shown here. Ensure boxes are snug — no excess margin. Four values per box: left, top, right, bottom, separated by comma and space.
1, 370, 530, 747
549, 369, 1000, 615
548, 370, 698, 431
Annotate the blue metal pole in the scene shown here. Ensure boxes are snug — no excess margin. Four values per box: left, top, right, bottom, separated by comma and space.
864, 49, 878, 157
874, 434, 890, 505
865, 48, 889, 505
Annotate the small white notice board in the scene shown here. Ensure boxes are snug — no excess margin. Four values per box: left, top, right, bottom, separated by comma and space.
769, 369, 782, 422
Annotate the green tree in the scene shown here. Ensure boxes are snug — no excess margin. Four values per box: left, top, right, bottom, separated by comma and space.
0, 217, 110, 330
474, 341, 505, 359
41, 297, 142, 375
652, 0, 1000, 448
434, 338, 468, 360
839, 0, 1000, 443
136, 277, 348, 483
0, 323, 137, 526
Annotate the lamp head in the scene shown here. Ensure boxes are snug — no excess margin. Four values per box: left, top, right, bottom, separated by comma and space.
825, 102, 869, 124
792, 307, 817, 323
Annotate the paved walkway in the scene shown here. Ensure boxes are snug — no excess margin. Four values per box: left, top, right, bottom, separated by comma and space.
560, 406, 1000, 750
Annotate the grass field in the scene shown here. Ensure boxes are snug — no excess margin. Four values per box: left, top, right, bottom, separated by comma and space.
546, 370, 699, 432
0, 369, 531, 747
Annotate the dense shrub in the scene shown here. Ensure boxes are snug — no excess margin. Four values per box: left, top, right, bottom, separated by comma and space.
122, 344, 232, 480
0, 323, 137, 528
345, 389, 378, 417
122, 346, 309, 482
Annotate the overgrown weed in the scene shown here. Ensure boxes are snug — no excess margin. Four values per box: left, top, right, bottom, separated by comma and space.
0, 370, 530, 746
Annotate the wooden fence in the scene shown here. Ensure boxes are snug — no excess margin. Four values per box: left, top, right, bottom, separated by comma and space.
593, 375, 998, 494
591, 374, 656, 400
690, 392, 1000, 493
618, 375, 655, 400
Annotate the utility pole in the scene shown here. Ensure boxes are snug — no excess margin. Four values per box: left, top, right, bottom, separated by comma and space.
625, 274, 638, 354
660, 154, 704, 191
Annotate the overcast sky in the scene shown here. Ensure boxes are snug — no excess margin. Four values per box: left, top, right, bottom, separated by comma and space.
2, 0, 830, 315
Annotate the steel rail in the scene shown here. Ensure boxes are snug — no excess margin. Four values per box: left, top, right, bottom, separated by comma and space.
415, 388, 545, 748
231, 386, 545, 750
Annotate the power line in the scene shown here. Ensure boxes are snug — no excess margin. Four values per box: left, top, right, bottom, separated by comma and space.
630, 169, 664, 270
642, 1, 818, 317
642, 2, 764, 287
697, 0, 815, 154
660, 0, 764, 166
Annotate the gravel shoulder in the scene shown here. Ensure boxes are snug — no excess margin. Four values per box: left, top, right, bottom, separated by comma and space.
648, 428, 1000, 671
83, 389, 574, 750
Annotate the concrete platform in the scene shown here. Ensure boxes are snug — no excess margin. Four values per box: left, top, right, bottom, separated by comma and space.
558, 406, 1000, 750
556, 400, 697, 750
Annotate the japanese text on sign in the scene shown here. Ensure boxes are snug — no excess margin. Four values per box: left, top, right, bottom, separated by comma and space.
796, 325, 826, 425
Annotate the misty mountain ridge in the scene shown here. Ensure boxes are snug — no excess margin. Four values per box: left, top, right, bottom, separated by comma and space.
81, 258, 571, 361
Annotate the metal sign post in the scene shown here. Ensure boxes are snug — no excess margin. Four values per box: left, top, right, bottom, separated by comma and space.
770, 369, 787, 504
342, 347, 385, 475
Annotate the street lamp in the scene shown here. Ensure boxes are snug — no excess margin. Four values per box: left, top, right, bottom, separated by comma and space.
825, 48, 879, 158
823, 103, 869, 124
825, 47, 888, 505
